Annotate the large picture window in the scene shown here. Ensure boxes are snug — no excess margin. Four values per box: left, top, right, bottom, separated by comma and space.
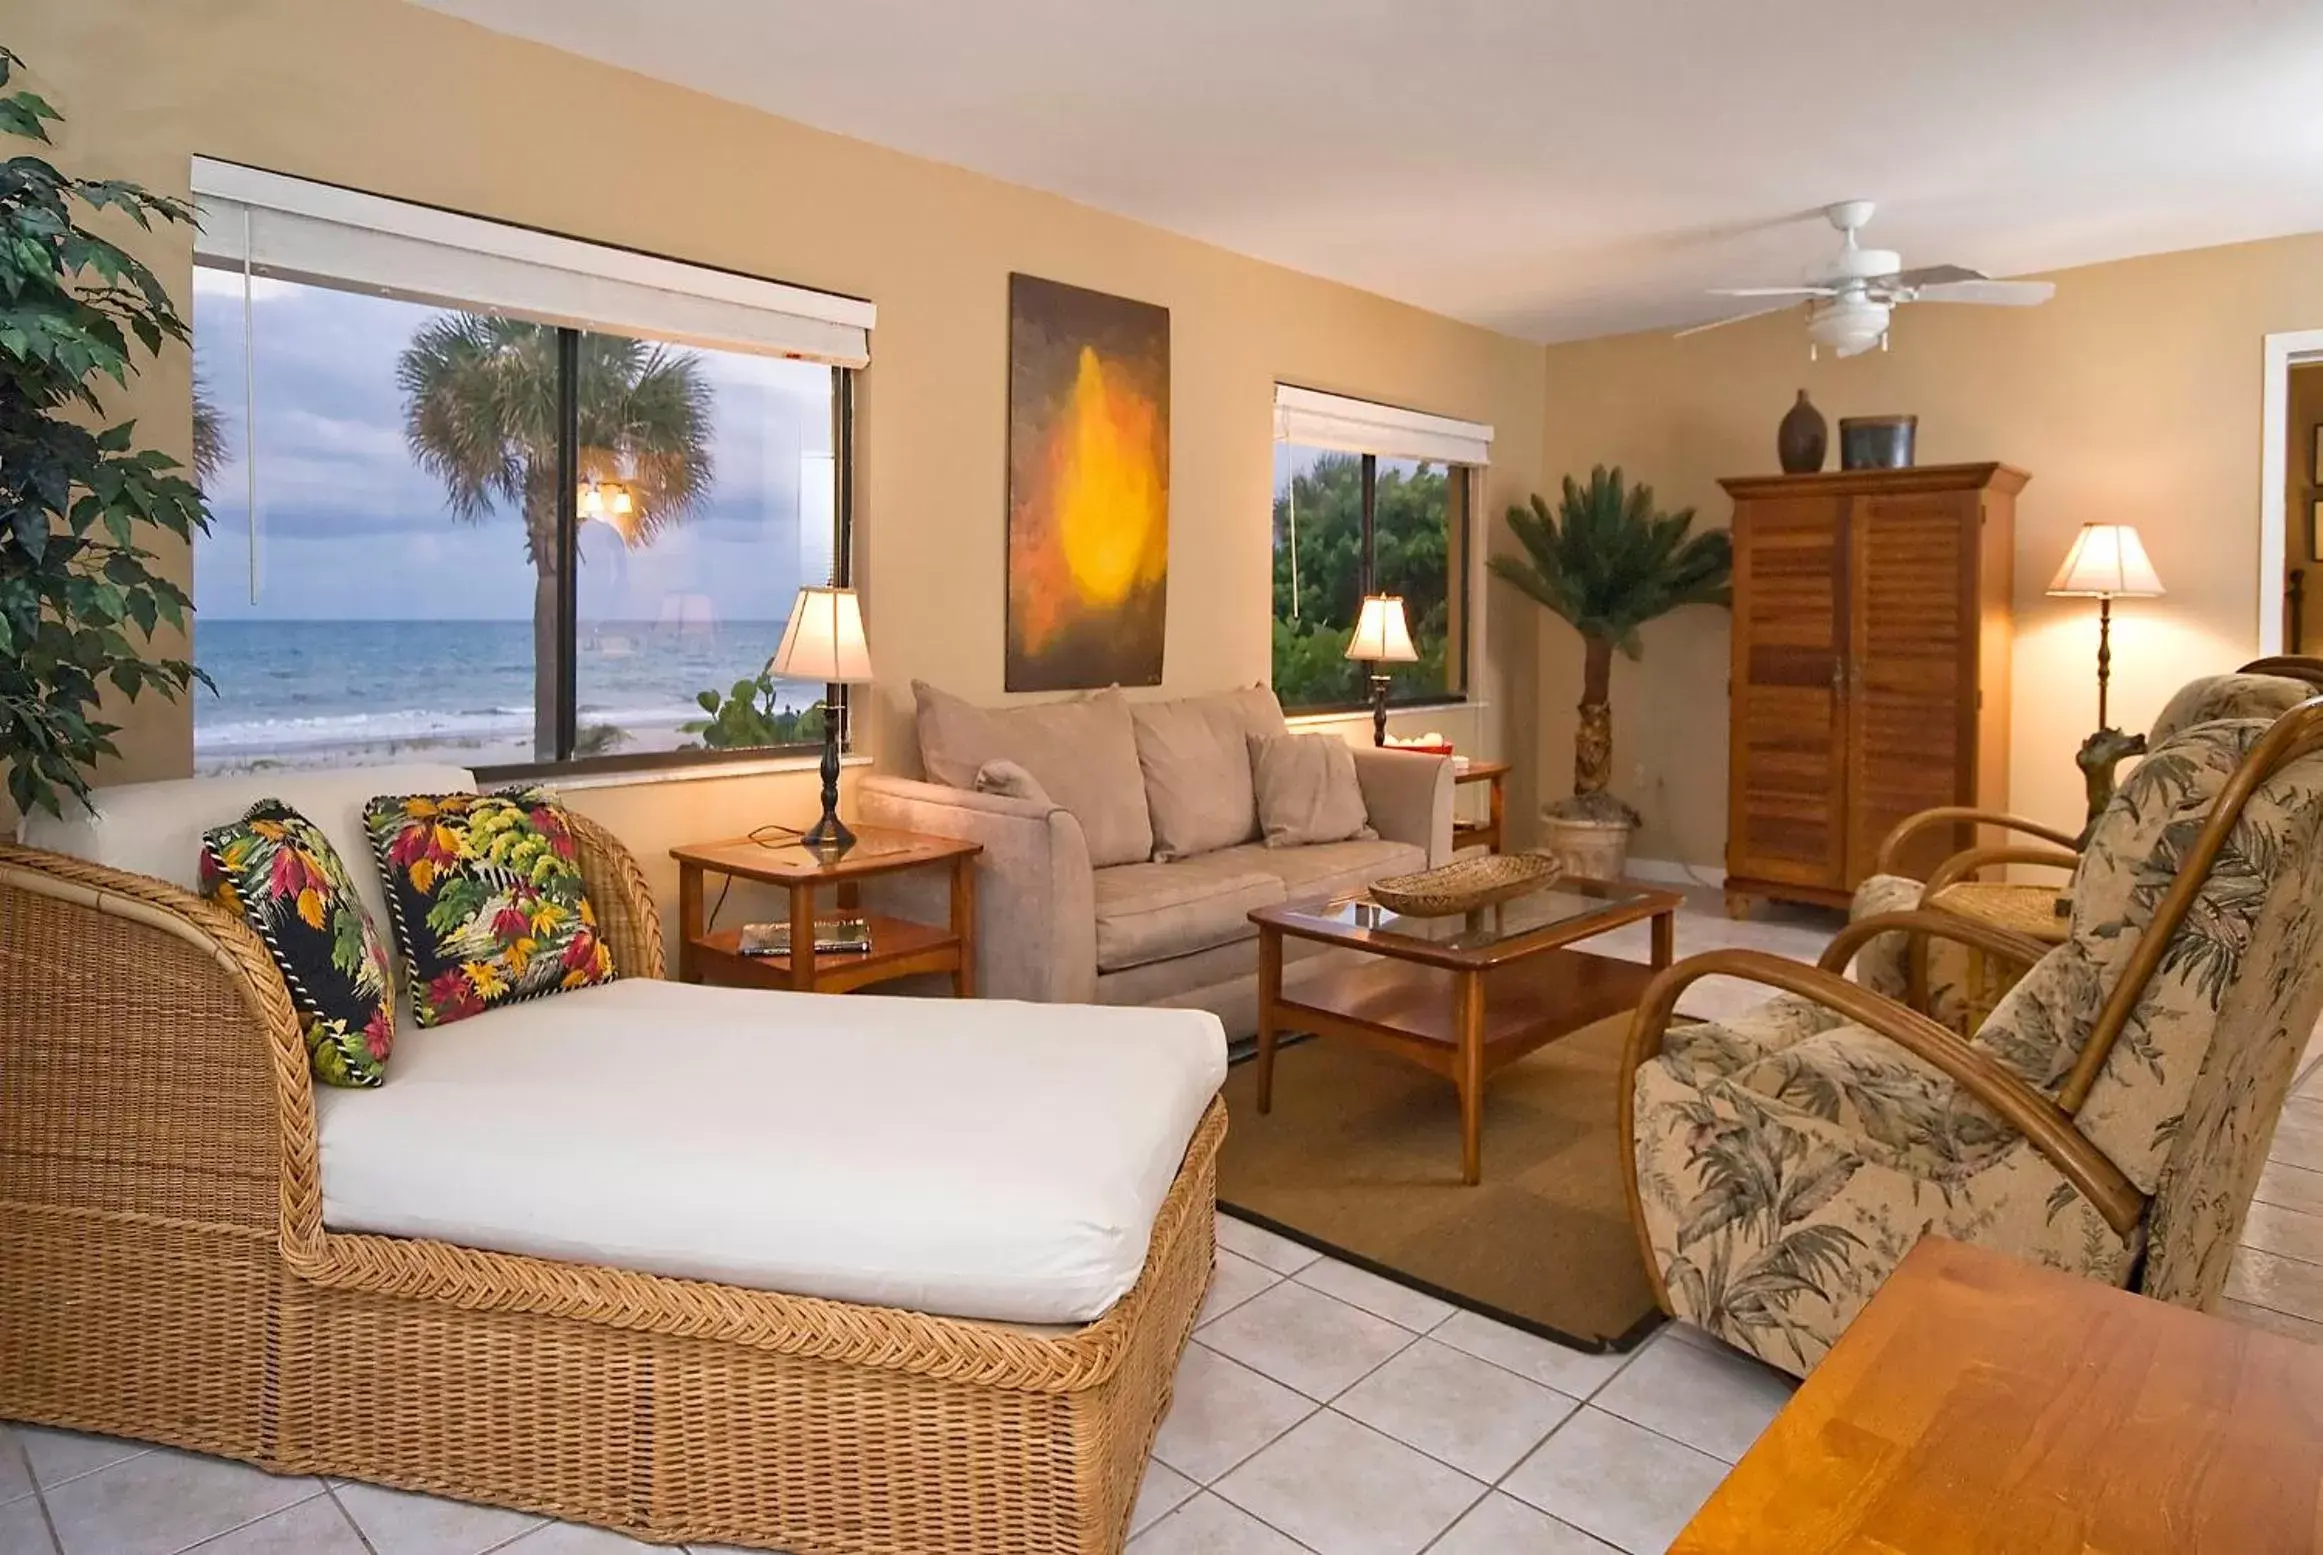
1269, 388, 1489, 713
187, 160, 871, 778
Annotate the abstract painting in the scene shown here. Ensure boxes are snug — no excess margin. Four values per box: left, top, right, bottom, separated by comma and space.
1006, 273, 1170, 690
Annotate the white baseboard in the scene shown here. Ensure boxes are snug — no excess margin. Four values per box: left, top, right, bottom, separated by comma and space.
1625, 856, 1726, 888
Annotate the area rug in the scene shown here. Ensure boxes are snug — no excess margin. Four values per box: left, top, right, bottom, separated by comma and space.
1217, 1011, 1662, 1352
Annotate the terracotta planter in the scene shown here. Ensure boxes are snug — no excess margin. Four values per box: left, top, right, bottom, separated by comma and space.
1538, 813, 1633, 882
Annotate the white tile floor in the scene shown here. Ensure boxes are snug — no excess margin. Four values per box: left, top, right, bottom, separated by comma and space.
6, 887, 2314, 1555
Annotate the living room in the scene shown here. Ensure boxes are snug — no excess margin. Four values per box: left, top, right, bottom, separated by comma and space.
8, 2, 2323, 1553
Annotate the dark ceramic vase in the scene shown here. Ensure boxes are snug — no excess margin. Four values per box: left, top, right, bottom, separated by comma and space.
1776, 390, 1827, 474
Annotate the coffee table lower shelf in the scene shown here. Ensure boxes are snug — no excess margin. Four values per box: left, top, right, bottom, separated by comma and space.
1258, 946, 1662, 1185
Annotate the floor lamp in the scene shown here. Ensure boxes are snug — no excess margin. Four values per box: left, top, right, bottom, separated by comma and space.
2046, 523, 2165, 827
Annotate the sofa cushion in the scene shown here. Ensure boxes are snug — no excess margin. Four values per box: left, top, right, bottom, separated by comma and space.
313, 979, 1227, 1325
1250, 732, 1376, 847
913, 681, 1153, 867
1093, 853, 1286, 972
1131, 687, 1286, 861
1220, 837, 1428, 907
364, 788, 615, 1026
200, 799, 398, 1088
18, 762, 475, 948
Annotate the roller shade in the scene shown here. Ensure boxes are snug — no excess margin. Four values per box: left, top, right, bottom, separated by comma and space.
1273, 384, 1492, 465
190, 157, 874, 368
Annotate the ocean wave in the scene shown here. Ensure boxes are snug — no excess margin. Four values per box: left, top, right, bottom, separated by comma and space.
194, 702, 711, 753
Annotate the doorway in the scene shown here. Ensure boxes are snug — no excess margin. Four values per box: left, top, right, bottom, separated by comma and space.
2263, 332, 2323, 655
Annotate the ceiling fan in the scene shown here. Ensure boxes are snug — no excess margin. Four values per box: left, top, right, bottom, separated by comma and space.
1676, 200, 2055, 358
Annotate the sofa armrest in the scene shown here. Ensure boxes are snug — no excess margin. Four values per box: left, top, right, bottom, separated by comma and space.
855, 775, 1098, 1004
1351, 748, 1455, 866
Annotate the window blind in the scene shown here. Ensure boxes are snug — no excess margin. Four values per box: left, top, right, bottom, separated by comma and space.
190, 157, 874, 368
1272, 384, 1492, 466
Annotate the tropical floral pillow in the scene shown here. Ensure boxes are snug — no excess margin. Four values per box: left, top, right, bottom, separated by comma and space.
363, 788, 615, 1026
200, 799, 396, 1088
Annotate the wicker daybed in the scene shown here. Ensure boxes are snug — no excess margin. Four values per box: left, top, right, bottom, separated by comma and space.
0, 810, 1222, 1554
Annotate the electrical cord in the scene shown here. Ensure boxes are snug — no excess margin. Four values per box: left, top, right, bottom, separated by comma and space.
707, 822, 807, 932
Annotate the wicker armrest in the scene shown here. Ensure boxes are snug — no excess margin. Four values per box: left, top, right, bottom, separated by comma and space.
566, 812, 664, 979
0, 842, 316, 1241
1820, 907, 2051, 979
1620, 948, 2143, 1237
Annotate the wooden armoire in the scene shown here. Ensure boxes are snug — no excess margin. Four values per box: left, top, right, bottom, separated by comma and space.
1722, 462, 2023, 913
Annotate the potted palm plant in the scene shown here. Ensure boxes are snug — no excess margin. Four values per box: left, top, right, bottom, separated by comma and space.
1489, 466, 1732, 878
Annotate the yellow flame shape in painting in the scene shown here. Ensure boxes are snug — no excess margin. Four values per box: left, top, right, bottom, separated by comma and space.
1047, 344, 1165, 611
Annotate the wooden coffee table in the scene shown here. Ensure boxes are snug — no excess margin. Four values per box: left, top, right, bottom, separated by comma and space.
1249, 877, 1681, 1184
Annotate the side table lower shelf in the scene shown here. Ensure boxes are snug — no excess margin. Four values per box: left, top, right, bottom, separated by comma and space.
691, 915, 964, 995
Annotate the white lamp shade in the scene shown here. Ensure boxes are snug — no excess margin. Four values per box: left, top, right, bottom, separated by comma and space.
769, 586, 875, 684
2046, 524, 2165, 599
1344, 594, 1419, 664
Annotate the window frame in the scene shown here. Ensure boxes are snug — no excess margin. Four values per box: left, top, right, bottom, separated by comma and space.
186, 169, 864, 784
474, 359, 858, 785
1272, 449, 1473, 717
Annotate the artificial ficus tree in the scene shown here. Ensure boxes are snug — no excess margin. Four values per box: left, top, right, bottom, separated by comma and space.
0, 45, 211, 816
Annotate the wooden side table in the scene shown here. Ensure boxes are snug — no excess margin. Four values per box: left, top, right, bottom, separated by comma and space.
1674, 1237, 2323, 1553
1921, 879, 2070, 1023
670, 826, 982, 995
1452, 759, 1510, 853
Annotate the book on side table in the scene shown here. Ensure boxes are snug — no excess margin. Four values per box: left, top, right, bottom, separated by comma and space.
739, 917, 873, 956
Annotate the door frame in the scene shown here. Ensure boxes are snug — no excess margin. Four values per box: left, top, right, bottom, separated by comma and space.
2259, 328, 2323, 655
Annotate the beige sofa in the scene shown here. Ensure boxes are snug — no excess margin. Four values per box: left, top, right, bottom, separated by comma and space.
861, 684, 1455, 1034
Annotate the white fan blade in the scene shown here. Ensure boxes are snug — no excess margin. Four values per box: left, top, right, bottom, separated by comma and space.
1913, 278, 2056, 306
1880, 264, 1986, 288
1674, 302, 1798, 339
1709, 286, 1833, 297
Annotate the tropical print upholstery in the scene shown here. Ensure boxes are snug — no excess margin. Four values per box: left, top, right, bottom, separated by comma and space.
201, 799, 395, 1087
364, 788, 615, 1026
1634, 713, 2323, 1378
1843, 671, 2318, 1036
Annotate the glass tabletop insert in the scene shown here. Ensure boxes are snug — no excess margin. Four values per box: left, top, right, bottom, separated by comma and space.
1278, 877, 1664, 955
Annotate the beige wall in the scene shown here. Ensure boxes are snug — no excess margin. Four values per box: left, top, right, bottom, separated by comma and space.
1537, 233, 2323, 868
16, 0, 1545, 918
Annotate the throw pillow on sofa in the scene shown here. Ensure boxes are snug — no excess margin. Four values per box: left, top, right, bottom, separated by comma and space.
1131, 687, 1286, 860
912, 681, 1153, 865
200, 798, 396, 1088
1250, 733, 1376, 848
364, 788, 614, 1027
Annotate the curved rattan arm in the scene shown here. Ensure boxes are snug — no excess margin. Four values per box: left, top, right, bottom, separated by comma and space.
1873, 807, 2081, 876
1618, 949, 2145, 1239
2240, 656, 2323, 691
1920, 845, 2080, 897
1818, 908, 2050, 979
566, 811, 665, 979
0, 841, 323, 1250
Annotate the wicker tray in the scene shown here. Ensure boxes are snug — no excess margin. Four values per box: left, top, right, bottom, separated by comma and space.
1370, 852, 1563, 917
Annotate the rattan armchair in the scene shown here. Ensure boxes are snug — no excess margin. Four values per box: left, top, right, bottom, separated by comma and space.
1624, 695, 2323, 1377
0, 814, 1219, 1554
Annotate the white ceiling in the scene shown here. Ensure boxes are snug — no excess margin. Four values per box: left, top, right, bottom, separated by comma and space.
414, 0, 2323, 343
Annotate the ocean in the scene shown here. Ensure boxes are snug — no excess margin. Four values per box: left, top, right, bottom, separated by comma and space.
193, 618, 800, 768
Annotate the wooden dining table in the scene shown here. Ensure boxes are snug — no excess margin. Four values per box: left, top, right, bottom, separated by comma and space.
1674, 1236, 2323, 1554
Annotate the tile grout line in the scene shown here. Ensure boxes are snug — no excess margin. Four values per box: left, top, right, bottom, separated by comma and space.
7, 1431, 62, 1555
167, 1483, 335, 1555
322, 1483, 381, 1555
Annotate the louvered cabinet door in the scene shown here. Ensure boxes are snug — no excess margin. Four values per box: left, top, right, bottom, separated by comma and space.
1726, 495, 1848, 892
1844, 491, 1977, 883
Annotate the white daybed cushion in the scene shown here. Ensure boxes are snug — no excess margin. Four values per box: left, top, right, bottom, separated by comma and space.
314, 979, 1228, 1326
18, 762, 476, 941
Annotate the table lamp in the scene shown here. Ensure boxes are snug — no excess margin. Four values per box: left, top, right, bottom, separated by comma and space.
769, 585, 875, 856
1344, 594, 1418, 746
2047, 523, 2165, 825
